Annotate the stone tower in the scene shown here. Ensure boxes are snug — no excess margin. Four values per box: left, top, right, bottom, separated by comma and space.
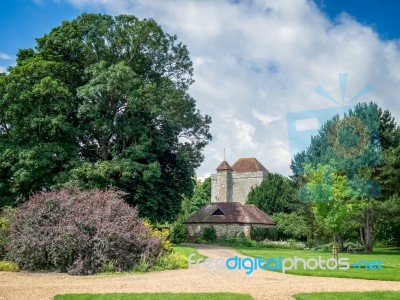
211, 157, 269, 204
214, 160, 233, 202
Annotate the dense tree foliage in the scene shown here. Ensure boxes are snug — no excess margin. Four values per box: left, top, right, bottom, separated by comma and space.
271, 212, 307, 240
291, 102, 400, 251
246, 173, 298, 215
181, 177, 211, 216
0, 14, 211, 222
375, 194, 400, 246
301, 162, 352, 250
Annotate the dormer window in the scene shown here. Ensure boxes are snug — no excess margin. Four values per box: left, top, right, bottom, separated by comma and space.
212, 209, 224, 216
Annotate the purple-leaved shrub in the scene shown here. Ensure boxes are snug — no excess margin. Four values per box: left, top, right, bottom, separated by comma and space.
6, 188, 162, 275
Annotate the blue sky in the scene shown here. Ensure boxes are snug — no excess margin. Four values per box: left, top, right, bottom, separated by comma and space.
317, 0, 400, 40
1, 0, 399, 60
1, 0, 400, 177
0, 1, 79, 57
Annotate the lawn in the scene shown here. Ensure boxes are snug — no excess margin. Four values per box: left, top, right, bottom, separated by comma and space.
235, 246, 400, 280
54, 293, 253, 300
172, 244, 207, 261
294, 291, 400, 300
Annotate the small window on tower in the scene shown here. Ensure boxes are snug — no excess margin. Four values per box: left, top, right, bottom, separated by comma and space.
212, 209, 224, 216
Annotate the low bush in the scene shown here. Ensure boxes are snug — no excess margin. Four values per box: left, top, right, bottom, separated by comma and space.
250, 227, 268, 241
194, 228, 305, 250
0, 260, 19, 271
170, 223, 188, 244
260, 239, 305, 250
143, 220, 171, 252
344, 241, 364, 252
152, 251, 188, 270
0, 207, 16, 259
202, 226, 217, 242
6, 188, 162, 275
250, 227, 278, 241
271, 212, 307, 240
218, 233, 257, 248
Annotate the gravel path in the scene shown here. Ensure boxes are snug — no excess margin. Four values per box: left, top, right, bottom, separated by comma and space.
1, 244, 400, 300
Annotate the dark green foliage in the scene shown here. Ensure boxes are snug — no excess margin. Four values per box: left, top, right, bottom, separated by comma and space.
170, 223, 188, 244
6, 188, 162, 275
264, 227, 279, 241
250, 226, 268, 241
182, 177, 211, 216
249, 226, 279, 242
271, 212, 307, 240
0, 14, 211, 222
246, 173, 298, 215
290, 102, 382, 176
374, 194, 400, 246
290, 102, 400, 252
214, 233, 257, 248
250, 227, 280, 242
201, 227, 217, 242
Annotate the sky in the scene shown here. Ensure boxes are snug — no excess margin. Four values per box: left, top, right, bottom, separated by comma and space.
1, 0, 400, 178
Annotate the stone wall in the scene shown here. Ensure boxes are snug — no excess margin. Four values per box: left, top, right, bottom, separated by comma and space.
211, 171, 268, 203
186, 223, 251, 241
231, 171, 268, 204
211, 174, 217, 202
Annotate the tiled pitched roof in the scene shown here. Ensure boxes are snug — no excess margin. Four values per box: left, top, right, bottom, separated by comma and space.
216, 160, 233, 171
185, 202, 275, 225
231, 157, 268, 173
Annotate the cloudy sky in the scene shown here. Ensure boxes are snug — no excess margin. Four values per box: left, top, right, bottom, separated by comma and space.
1, 0, 400, 178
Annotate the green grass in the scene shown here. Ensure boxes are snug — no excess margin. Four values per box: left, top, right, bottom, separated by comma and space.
235, 246, 400, 280
294, 291, 400, 300
172, 244, 207, 261
54, 293, 253, 300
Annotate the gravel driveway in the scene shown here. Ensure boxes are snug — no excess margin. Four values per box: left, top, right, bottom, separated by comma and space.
1, 243, 400, 300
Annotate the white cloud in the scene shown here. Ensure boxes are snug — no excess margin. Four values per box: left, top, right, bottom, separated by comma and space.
0, 52, 12, 60
252, 110, 280, 126
233, 119, 257, 150
56, 0, 400, 177
0, 66, 6, 73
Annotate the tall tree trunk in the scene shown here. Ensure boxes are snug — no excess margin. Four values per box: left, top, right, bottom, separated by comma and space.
360, 210, 374, 252
360, 227, 365, 246
364, 211, 374, 252
332, 234, 338, 262
336, 235, 344, 252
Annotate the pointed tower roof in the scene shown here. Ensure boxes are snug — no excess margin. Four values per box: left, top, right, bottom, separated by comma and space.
231, 157, 268, 173
216, 160, 233, 171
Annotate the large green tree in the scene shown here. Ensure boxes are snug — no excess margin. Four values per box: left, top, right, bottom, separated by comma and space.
181, 177, 211, 217
0, 14, 211, 222
291, 102, 400, 251
246, 173, 298, 215
301, 162, 353, 251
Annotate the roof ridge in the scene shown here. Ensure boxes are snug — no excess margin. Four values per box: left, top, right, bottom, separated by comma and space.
231, 157, 268, 173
